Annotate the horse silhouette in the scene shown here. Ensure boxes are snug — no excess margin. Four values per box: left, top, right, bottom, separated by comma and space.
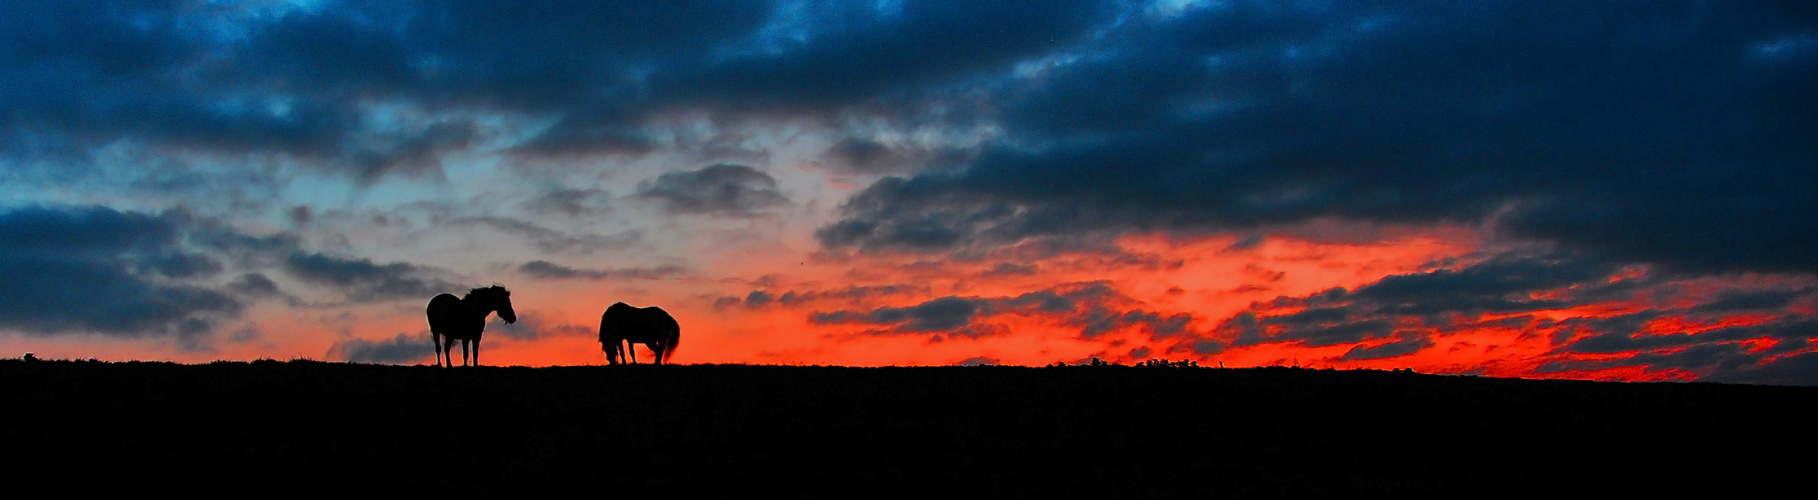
599, 302, 680, 365
426, 285, 517, 367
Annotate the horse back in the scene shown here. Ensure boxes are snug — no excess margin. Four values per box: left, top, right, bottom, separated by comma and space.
426, 294, 461, 333
650, 307, 679, 339
428, 293, 489, 339
600, 303, 677, 343
638, 306, 679, 343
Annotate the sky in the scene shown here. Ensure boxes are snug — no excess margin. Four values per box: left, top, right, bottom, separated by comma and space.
4, 0, 1818, 384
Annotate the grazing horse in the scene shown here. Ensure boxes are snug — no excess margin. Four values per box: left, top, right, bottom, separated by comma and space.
599, 302, 680, 365
426, 285, 517, 367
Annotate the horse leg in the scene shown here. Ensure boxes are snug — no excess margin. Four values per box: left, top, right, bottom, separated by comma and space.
461, 339, 471, 366
473, 338, 481, 367
652, 341, 664, 365
432, 333, 445, 368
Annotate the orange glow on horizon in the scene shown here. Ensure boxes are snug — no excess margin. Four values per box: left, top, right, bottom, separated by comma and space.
9, 221, 1813, 387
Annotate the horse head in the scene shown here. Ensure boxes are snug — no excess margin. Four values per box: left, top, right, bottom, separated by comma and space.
494, 285, 516, 325
472, 285, 517, 324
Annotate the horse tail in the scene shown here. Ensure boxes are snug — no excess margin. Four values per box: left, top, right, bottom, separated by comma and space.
662, 324, 680, 364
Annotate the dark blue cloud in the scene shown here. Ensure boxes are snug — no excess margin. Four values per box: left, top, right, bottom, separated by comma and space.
1688, 288, 1807, 314
724, 284, 932, 312
642, 0, 1112, 113
744, 290, 775, 309
1348, 252, 1625, 316
2, 0, 1109, 175
489, 310, 593, 341
329, 332, 429, 364
813, 295, 989, 335
520, 188, 612, 217
0, 205, 241, 337
283, 252, 461, 302
811, 282, 1198, 340
0, 2, 358, 166
517, 260, 685, 281
777, 284, 930, 306
13, 1, 1817, 272
818, 1, 1818, 276
1214, 251, 1638, 349
1216, 248, 1818, 381
636, 164, 789, 216
1541, 337, 1818, 386
0, 1, 756, 171
1340, 335, 1434, 361
225, 273, 283, 299
1705, 352, 1818, 386
1560, 314, 1818, 357
454, 216, 643, 254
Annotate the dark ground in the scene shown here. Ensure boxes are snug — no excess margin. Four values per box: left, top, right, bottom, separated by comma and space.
1, 359, 1810, 497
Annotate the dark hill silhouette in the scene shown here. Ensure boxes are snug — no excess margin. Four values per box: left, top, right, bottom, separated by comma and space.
426, 285, 517, 367
2, 360, 1810, 497
598, 302, 679, 364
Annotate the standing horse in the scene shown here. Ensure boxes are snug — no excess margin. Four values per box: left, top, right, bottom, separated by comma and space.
599, 302, 680, 365
426, 285, 517, 367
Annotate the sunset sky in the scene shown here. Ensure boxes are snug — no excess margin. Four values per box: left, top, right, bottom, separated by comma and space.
4, 1, 1817, 384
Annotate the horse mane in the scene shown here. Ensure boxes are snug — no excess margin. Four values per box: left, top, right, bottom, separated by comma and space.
463, 284, 509, 302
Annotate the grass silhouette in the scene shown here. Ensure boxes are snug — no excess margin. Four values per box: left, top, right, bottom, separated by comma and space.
2, 358, 1809, 497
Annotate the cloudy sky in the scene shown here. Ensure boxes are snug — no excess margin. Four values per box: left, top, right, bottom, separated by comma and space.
4, 0, 1817, 384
